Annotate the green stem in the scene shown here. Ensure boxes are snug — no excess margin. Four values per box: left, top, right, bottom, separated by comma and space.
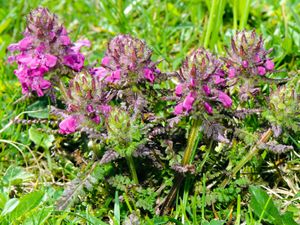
220, 129, 272, 188
204, 0, 218, 48
126, 155, 139, 184
182, 119, 202, 165
239, 0, 251, 29
233, 0, 238, 30
235, 194, 241, 225
209, 0, 226, 50
201, 174, 206, 220
159, 119, 202, 215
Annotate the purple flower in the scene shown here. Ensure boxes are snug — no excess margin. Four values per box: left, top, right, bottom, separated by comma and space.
257, 66, 266, 76
175, 84, 183, 96
218, 91, 232, 108
86, 105, 94, 113
101, 56, 110, 66
202, 85, 211, 96
31, 77, 52, 97
99, 105, 111, 117
92, 115, 101, 124
60, 35, 71, 45
228, 67, 236, 78
144, 68, 155, 83
173, 48, 232, 116
242, 60, 249, 68
106, 69, 121, 83
224, 30, 275, 77
59, 116, 78, 134
204, 102, 213, 114
92, 67, 108, 78
71, 39, 91, 53
174, 103, 184, 115
44, 54, 57, 67
60, 73, 112, 133
182, 93, 195, 112
97, 34, 160, 85
213, 76, 225, 85
7, 7, 90, 96
63, 53, 85, 71
265, 59, 274, 71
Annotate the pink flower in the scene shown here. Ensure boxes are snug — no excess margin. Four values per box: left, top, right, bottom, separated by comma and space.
106, 69, 121, 83
60, 35, 71, 45
218, 91, 232, 108
213, 76, 225, 85
99, 105, 111, 117
44, 54, 57, 68
19, 37, 33, 51
59, 116, 78, 134
175, 84, 183, 96
174, 103, 184, 115
242, 60, 248, 68
31, 77, 51, 97
254, 55, 261, 63
228, 67, 236, 78
257, 66, 266, 76
93, 67, 107, 78
182, 92, 195, 111
144, 68, 155, 83
86, 105, 94, 113
265, 59, 274, 71
204, 102, 213, 114
63, 53, 85, 71
190, 78, 196, 87
202, 85, 211, 96
101, 56, 110, 66
72, 39, 91, 53
92, 115, 101, 124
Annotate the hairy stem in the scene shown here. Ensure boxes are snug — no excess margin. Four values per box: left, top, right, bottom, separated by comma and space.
126, 155, 139, 184
160, 119, 202, 215
220, 128, 272, 188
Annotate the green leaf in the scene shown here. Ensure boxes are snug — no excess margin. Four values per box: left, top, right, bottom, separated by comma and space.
114, 191, 120, 225
0, 192, 8, 209
281, 212, 298, 225
0, 18, 11, 34
249, 186, 281, 224
249, 186, 297, 225
10, 190, 44, 220
202, 220, 225, 225
23, 207, 52, 225
3, 166, 34, 186
1, 198, 19, 216
26, 99, 50, 119
29, 127, 54, 150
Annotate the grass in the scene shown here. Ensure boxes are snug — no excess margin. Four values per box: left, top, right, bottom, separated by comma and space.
0, 0, 300, 224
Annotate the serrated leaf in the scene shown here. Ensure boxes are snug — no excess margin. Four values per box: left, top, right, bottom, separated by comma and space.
56, 162, 110, 211
10, 190, 44, 220
3, 166, 34, 186
1, 198, 19, 216
29, 127, 54, 150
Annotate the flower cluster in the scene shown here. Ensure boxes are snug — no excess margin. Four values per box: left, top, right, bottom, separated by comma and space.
58, 72, 111, 134
174, 48, 232, 116
7, 7, 90, 96
224, 30, 275, 78
91, 34, 160, 85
